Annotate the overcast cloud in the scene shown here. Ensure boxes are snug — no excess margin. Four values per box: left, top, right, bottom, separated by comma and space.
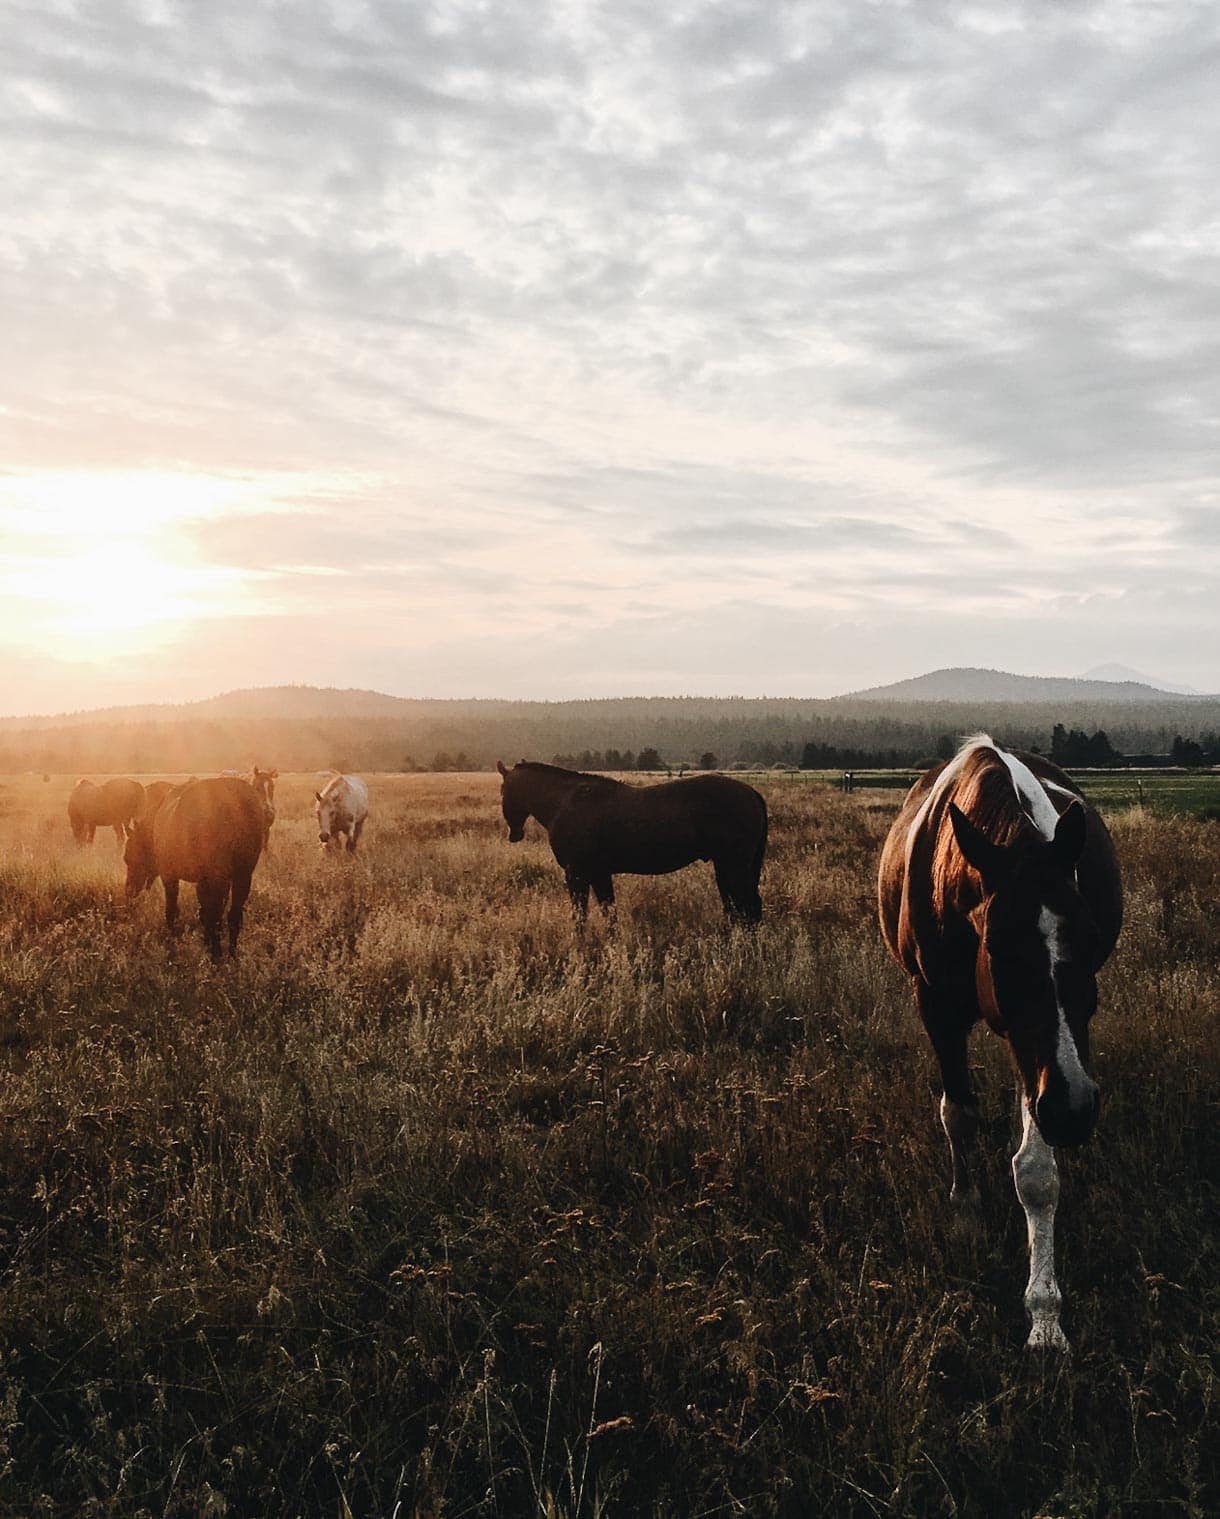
1, 0, 1217, 711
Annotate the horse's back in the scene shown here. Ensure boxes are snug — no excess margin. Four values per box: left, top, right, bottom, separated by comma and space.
321, 773, 369, 817
553, 772, 765, 874
154, 777, 265, 882
99, 777, 144, 819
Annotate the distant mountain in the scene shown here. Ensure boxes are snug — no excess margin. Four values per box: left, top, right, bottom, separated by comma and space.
0, 685, 460, 731
842, 666, 1205, 704
1080, 663, 1201, 696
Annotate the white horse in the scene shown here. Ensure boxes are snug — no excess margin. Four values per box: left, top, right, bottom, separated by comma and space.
314, 773, 369, 853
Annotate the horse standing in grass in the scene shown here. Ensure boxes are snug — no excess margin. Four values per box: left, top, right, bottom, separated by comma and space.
124, 776, 265, 959
314, 773, 369, 853
497, 760, 767, 923
68, 777, 144, 847
878, 735, 1122, 1351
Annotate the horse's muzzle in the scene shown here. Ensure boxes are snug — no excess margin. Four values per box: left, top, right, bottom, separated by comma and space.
1034, 1083, 1100, 1148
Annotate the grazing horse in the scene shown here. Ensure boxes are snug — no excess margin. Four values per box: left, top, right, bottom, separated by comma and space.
250, 767, 277, 853
314, 773, 369, 852
124, 777, 265, 959
68, 777, 144, 847
878, 735, 1122, 1351
497, 760, 767, 922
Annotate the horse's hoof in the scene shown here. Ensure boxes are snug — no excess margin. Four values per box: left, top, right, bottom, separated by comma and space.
1024, 1320, 1071, 1355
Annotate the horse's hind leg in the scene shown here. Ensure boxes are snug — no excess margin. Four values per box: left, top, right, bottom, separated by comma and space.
196, 877, 226, 961
918, 982, 981, 1212
228, 866, 254, 957
713, 858, 760, 926
347, 818, 364, 854
163, 877, 181, 938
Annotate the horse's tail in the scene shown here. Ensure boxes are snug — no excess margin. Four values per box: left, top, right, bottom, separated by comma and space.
750, 790, 768, 910
754, 791, 768, 872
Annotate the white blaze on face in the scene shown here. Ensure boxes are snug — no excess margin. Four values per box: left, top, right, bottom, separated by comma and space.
1038, 906, 1092, 1109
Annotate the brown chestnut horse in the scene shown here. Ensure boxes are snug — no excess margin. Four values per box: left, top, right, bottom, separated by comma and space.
250, 767, 277, 853
125, 777, 265, 959
497, 761, 767, 922
68, 777, 144, 847
878, 735, 1122, 1351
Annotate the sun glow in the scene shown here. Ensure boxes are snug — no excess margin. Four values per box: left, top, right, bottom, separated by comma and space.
0, 470, 261, 660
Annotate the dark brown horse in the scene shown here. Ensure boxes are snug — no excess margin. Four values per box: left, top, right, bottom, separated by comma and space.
68, 777, 144, 847
497, 761, 767, 922
125, 777, 265, 959
878, 735, 1122, 1351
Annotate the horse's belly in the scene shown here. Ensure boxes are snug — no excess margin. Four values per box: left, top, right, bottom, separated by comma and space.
603, 846, 700, 876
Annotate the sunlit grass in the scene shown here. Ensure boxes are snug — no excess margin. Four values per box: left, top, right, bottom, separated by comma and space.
0, 771, 1215, 1516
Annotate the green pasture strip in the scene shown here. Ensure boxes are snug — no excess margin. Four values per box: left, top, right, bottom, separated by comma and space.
1072, 770, 1220, 817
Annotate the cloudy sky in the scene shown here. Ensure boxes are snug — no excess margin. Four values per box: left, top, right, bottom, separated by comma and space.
2, 0, 1217, 714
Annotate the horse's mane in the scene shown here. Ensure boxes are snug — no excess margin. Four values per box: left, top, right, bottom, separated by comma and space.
515, 761, 618, 782
950, 736, 1078, 849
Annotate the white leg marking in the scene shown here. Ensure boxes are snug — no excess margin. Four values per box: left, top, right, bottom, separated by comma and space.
1012, 1102, 1069, 1353
940, 1093, 980, 1209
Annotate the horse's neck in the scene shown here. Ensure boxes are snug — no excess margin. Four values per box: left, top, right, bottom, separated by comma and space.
526, 771, 581, 827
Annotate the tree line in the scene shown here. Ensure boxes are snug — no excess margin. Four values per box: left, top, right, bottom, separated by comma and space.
2, 699, 1217, 775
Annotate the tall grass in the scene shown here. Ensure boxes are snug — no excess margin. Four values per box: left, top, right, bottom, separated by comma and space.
0, 774, 1215, 1517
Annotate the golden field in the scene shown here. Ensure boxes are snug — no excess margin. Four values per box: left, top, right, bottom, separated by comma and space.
0, 772, 1215, 1517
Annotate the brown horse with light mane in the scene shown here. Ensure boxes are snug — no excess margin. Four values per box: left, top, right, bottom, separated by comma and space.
497, 760, 767, 922
68, 777, 144, 847
878, 734, 1122, 1352
124, 777, 265, 959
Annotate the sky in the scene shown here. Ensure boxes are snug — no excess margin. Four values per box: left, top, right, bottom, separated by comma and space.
1, 0, 1217, 715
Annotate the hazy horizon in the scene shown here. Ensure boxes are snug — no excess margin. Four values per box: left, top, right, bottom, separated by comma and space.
3, 2, 1217, 712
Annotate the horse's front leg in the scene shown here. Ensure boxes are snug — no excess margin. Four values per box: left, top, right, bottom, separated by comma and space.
591, 875, 615, 917
917, 982, 981, 1213
1013, 1101, 1069, 1353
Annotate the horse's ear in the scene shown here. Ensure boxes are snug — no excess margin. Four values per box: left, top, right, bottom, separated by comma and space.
497, 760, 508, 777
1051, 799, 1087, 867
270, 769, 278, 779
949, 803, 1008, 885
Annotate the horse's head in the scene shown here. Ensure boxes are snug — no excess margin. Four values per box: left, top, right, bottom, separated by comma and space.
314, 785, 339, 844
950, 799, 1102, 1148
497, 759, 529, 842
123, 819, 157, 899
251, 767, 277, 803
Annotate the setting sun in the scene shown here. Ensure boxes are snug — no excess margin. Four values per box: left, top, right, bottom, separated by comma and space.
0, 470, 265, 661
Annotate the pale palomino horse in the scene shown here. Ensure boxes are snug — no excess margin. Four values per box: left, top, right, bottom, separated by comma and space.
314, 773, 369, 853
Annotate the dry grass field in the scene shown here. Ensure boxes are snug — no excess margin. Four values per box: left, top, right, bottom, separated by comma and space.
0, 772, 1215, 1518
